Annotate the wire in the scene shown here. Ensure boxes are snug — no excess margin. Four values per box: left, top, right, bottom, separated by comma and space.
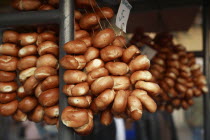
88, 0, 104, 30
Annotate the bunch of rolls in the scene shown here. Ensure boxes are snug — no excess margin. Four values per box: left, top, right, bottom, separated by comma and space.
149, 33, 208, 112
15, 31, 40, 122
12, 0, 59, 11
0, 28, 60, 125
34, 29, 59, 125
0, 31, 19, 118
60, 0, 160, 135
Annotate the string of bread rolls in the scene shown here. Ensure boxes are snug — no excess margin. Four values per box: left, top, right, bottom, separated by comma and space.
60, 0, 160, 135
0, 27, 60, 124
0, 31, 19, 118
130, 32, 208, 112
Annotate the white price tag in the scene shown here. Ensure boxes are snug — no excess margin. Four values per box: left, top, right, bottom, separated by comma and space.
116, 0, 132, 32
141, 45, 157, 60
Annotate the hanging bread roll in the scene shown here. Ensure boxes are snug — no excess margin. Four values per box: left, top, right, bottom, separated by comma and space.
64, 40, 87, 54
18, 32, 38, 46
87, 67, 109, 85
96, 7, 114, 19
75, 30, 89, 40
0, 56, 18, 71
28, 105, 44, 123
17, 56, 37, 70
19, 67, 36, 82
34, 66, 57, 80
2, 30, 19, 43
61, 106, 89, 128
0, 43, 19, 56
122, 45, 140, 63
135, 81, 160, 96
92, 28, 115, 48
0, 82, 18, 93
74, 110, 94, 136
60, 55, 81, 70
130, 70, 153, 84
23, 76, 39, 94
60, 55, 86, 70
112, 90, 129, 114
41, 76, 59, 91
63, 82, 89, 97
0, 71, 16, 82
44, 105, 59, 118
36, 54, 58, 68
105, 62, 129, 76
68, 96, 92, 108
127, 95, 143, 120
79, 13, 100, 30
36, 32, 57, 45
18, 45, 37, 57
100, 45, 123, 62
18, 97, 38, 113
38, 88, 59, 107
100, 109, 113, 126
112, 76, 130, 90
84, 47, 100, 62
63, 70, 87, 84
94, 89, 115, 110
129, 55, 150, 72
37, 41, 59, 56
91, 76, 114, 96
0, 92, 17, 104
85, 59, 104, 73
0, 100, 18, 116
131, 89, 157, 113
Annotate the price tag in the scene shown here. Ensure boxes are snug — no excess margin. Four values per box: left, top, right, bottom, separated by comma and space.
116, 0, 132, 32
141, 45, 157, 60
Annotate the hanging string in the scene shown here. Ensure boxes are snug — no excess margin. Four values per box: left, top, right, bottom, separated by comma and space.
88, 0, 103, 30
92, 28, 95, 36
84, 8, 88, 13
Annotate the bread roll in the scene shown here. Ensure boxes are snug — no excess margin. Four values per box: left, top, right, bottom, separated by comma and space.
135, 81, 160, 96
112, 90, 129, 113
105, 62, 129, 76
131, 89, 157, 113
18, 97, 38, 113
91, 76, 114, 95
0, 82, 18, 93
61, 106, 89, 128
0, 100, 18, 116
100, 45, 123, 62
64, 70, 87, 84
95, 89, 115, 110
